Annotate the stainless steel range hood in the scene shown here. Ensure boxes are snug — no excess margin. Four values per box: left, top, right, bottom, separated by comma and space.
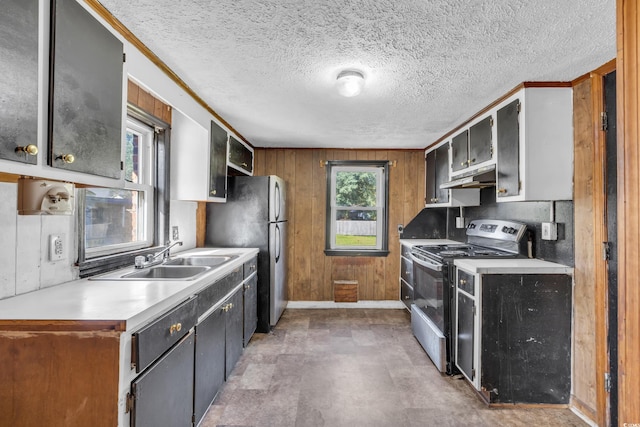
439, 164, 496, 189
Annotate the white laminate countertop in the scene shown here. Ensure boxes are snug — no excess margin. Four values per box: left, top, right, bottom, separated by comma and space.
399, 238, 461, 247
454, 258, 573, 275
0, 247, 259, 332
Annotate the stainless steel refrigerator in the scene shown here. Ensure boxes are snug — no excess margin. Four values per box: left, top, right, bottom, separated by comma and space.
205, 175, 287, 332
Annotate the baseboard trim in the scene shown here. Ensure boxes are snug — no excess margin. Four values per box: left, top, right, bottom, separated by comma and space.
569, 403, 598, 427
287, 300, 406, 309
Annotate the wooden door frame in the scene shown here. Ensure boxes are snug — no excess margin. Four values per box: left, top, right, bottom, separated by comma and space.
617, 1, 640, 423
589, 60, 617, 427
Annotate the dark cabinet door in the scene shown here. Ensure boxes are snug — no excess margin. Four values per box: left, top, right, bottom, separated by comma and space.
49, 0, 123, 178
194, 307, 226, 426
469, 116, 493, 167
425, 149, 436, 204
225, 289, 244, 379
496, 100, 521, 198
451, 130, 468, 173
481, 274, 572, 404
130, 331, 195, 427
209, 121, 228, 198
0, 0, 39, 165
243, 274, 258, 346
456, 291, 475, 382
228, 136, 253, 174
435, 143, 450, 203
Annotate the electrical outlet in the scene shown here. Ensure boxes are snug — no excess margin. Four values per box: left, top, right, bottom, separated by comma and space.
49, 234, 65, 261
541, 222, 558, 241
456, 217, 466, 228
172, 226, 180, 241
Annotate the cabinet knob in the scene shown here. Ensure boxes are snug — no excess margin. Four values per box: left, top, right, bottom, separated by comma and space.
56, 154, 75, 164
169, 323, 182, 335
496, 188, 507, 194
404, 295, 410, 300
460, 162, 466, 166
15, 144, 38, 156
460, 279, 467, 285
211, 189, 217, 195
470, 158, 476, 164
241, 162, 248, 167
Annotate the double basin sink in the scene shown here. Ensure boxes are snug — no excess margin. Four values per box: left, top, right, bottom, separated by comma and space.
91, 254, 238, 281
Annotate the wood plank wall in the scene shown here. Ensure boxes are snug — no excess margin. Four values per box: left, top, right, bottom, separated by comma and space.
571, 77, 598, 421
616, 0, 640, 423
127, 80, 172, 123
254, 149, 425, 301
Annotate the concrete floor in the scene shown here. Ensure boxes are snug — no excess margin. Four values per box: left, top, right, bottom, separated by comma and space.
200, 309, 587, 427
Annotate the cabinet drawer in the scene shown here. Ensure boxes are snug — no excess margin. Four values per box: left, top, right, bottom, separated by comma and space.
401, 256, 413, 285
243, 256, 257, 278
401, 244, 412, 259
457, 269, 475, 295
400, 279, 413, 310
197, 267, 242, 317
132, 297, 197, 373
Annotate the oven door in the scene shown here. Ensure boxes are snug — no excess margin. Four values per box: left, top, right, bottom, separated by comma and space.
410, 254, 445, 332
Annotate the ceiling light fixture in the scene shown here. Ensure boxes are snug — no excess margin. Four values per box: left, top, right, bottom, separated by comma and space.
336, 70, 365, 97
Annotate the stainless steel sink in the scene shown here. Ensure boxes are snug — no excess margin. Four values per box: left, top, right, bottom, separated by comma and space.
90, 265, 211, 281
164, 255, 238, 267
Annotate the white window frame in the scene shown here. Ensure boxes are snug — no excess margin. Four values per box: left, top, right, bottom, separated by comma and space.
325, 160, 390, 256
81, 116, 155, 259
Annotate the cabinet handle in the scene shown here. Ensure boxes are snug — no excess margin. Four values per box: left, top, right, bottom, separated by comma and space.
169, 323, 182, 335
241, 162, 248, 167
404, 295, 410, 300
460, 279, 467, 285
496, 188, 507, 194
56, 154, 75, 164
15, 144, 38, 156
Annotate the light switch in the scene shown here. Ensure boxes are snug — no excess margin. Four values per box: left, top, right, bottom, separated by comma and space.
49, 234, 65, 261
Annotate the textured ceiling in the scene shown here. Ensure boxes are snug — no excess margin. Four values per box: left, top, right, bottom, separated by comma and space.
99, 0, 616, 149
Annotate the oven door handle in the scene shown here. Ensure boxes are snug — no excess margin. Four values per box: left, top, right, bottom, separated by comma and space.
410, 253, 443, 272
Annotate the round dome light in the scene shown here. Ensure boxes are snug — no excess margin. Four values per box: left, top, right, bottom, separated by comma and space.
336, 70, 365, 97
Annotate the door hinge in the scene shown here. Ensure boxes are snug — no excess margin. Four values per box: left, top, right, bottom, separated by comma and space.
516, 101, 522, 113
601, 112, 608, 131
489, 117, 494, 127
125, 392, 134, 413
602, 241, 611, 261
472, 304, 476, 315
123, 52, 127, 63
471, 368, 476, 380
604, 372, 612, 393
120, 161, 124, 171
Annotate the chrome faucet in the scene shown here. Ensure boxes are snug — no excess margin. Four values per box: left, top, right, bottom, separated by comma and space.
134, 241, 183, 269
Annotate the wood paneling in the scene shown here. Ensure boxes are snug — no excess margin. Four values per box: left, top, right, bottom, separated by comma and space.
127, 80, 172, 124
254, 149, 425, 302
0, 330, 120, 427
616, 1, 640, 423
571, 77, 598, 420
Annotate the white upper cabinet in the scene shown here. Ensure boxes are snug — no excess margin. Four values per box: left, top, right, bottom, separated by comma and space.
494, 87, 573, 202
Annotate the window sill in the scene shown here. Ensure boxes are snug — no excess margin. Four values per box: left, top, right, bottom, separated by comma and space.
324, 249, 389, 257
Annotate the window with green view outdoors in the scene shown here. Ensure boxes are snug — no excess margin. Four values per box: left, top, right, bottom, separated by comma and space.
325, 160, 389, 256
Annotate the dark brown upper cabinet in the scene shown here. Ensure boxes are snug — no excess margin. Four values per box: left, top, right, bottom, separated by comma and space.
0, 0, 39, 165
451, 116, 493, 174
228, 136, 253, 175
49, 0, 124, 179
209, 120, 228, 199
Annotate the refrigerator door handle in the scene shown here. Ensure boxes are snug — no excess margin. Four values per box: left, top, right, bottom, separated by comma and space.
275, 223, 281, 263
274, 181, 281, 222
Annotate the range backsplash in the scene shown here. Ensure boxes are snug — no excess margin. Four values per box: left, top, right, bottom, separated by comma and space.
446, 188, 574, 266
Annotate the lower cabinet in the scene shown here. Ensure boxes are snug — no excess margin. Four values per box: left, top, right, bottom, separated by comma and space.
454, 269, 572, 404
224, 289, 244, 379
130, 331, 195, 427
194, 306, 225, 425
243, 273, 258, 346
